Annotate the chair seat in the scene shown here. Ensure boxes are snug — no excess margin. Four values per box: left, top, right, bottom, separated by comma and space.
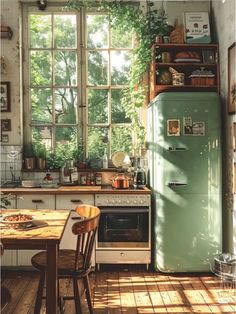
31, 249, 85, 274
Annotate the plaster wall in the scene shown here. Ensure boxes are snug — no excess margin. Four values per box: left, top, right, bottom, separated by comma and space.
211, 0, 236, 253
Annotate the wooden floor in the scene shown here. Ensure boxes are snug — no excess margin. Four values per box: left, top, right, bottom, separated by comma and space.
1, 266, 236, 314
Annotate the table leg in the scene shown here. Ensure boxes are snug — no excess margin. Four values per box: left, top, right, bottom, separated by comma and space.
46, 243, 58, 314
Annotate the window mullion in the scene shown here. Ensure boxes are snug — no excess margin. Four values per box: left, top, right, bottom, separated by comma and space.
51, 12, 56, 152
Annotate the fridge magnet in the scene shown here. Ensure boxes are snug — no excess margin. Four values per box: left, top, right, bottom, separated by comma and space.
192, 122, 205, 136
167, 119, 180, 136
1, 119, 11, 131
1, 134, 9, 143
183, 117, 193, 135
184, 12, 211, 44
0, 81, 10, 112
228, 42, 236, 114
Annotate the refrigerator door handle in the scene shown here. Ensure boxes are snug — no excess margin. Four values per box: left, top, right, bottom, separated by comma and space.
168, 147, 188, 151
168, 182, 188, 187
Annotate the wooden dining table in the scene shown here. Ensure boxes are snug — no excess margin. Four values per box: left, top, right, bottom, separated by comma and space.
1, 209, 70, 314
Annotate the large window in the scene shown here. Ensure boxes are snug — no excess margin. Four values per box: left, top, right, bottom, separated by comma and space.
23, 5, 133, 160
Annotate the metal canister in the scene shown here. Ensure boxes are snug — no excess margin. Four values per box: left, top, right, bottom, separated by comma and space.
95, 173, 102, 186
80, 173, 87, 185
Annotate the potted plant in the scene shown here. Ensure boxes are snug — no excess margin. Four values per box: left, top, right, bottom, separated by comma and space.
35, 143, 47, 170
72, 140, 86, 169
23, 143, 36, 170
67, 0, 169, 155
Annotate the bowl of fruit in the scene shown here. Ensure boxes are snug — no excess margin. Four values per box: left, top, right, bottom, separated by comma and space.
1, 213, 34, 229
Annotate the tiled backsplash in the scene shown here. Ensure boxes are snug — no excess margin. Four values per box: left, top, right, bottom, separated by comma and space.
0, 145, 22, 182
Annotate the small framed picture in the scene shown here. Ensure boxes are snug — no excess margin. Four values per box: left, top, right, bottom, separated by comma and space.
167, 119, 180, 136
0, 81, 10, 112
1, 119, 11, 131
202, 49, 215, 63
183, 117, 193, 135
1, 134, 9, 143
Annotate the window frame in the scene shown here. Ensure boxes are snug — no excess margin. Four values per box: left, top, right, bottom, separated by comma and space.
22, 4, 134, 158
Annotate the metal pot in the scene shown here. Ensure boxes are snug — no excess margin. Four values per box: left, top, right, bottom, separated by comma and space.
112, 173, 130, 189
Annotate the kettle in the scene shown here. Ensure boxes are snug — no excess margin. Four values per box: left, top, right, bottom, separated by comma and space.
111, 173, 130, 189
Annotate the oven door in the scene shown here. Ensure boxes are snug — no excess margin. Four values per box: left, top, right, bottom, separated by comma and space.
97, 207, 149, 248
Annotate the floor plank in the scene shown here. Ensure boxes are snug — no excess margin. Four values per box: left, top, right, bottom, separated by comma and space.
1, 267, 235, 314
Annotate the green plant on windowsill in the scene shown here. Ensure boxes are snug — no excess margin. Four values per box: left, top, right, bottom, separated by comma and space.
67, 0, 169, 155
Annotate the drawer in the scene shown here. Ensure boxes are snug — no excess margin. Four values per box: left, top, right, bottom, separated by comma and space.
96, 250, 151, 264
16, 195, 55, 209
56, 194, 94, 210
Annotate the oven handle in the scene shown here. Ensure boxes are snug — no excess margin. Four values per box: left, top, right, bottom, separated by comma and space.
100, 208, 149, 214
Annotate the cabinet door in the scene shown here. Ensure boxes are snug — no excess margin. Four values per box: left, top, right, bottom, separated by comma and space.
56, 194, 95, 266
17, 194, 55, 209
56, 194, 94, 210
1, 250, 17, 267
1, 196, 17, 266
17, 194, 55, 266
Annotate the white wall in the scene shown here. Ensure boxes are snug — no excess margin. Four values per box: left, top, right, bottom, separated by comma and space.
211, 0, 236, 253
1, 0, 22, 182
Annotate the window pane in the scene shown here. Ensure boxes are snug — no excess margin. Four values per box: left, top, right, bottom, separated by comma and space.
29, 15, 51, 48
54, 51, 77, 86
88, 51, 108, 85
111, 51, 131, 85
55, 126, 77, 159
111, 28, 132, 48
30, 51, 52, 85
111, 89, 131, 123
87, 15, 108, 48
88, 89, 108, 124
54, 15, 76, 48
31, 88, 52, 123
87, 127, 108, 159
55, 88, 77, 124
111, 126, 132, 154
32, 126, 52, 151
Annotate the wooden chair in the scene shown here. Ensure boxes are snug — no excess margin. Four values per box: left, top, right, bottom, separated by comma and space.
31, 204, 100, 314
1, 242, 12, 311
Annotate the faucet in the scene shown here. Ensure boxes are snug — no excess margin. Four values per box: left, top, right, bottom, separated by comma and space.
10, 166, 16, 182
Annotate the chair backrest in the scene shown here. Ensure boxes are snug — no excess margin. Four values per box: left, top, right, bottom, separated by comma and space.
72, 204, 100, 271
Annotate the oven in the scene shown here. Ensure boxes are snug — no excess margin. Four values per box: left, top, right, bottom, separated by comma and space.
95, 194, 151, 270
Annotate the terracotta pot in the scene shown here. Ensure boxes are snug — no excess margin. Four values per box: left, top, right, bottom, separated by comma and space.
24, 157, 35, 170
112, 173, 130, 189
37, 158, 46, 170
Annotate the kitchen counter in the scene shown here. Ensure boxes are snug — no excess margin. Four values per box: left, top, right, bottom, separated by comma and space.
1, 185, 151, 195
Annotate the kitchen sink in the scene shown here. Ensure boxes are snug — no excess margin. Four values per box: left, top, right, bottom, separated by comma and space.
1, 181, 21, 188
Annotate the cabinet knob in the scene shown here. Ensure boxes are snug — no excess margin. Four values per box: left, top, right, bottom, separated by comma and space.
32, 200, 43, 203
70, 199, 82, 203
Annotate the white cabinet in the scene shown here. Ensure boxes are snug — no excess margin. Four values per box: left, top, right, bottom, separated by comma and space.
56, 194, 94, 249
1, 251, 17, 267
17, 194, 55, 209
55, 194, 94, 210
17, 194, 55, 266
56, 194, 95, 266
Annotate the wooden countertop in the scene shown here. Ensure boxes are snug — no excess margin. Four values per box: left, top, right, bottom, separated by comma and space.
1, 185, 151, 195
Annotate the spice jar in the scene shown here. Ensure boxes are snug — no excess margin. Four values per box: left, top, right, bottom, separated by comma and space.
80, 173, 87, 185
95, 173, 102, 186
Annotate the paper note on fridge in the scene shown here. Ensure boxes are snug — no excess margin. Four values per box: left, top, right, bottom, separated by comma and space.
192, 121, 205, 136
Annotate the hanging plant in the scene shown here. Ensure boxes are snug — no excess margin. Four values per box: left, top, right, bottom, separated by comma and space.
67, 0, 169, 154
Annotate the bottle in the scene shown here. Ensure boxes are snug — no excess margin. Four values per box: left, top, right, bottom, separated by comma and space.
133, 157, 146, 188
61, 162, 70, 184
102, 148, 108, 169
69, 160, 78, 184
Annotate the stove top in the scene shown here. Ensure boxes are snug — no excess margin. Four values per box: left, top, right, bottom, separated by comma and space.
101, 185, 147, 191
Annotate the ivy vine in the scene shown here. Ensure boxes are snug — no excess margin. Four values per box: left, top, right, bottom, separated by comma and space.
67, 0, 169, 154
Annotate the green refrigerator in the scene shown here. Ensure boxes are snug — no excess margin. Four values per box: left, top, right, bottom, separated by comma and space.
148, 92, 222, 272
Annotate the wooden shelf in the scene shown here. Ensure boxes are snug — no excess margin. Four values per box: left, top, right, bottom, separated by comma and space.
149, 43, 220, 100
